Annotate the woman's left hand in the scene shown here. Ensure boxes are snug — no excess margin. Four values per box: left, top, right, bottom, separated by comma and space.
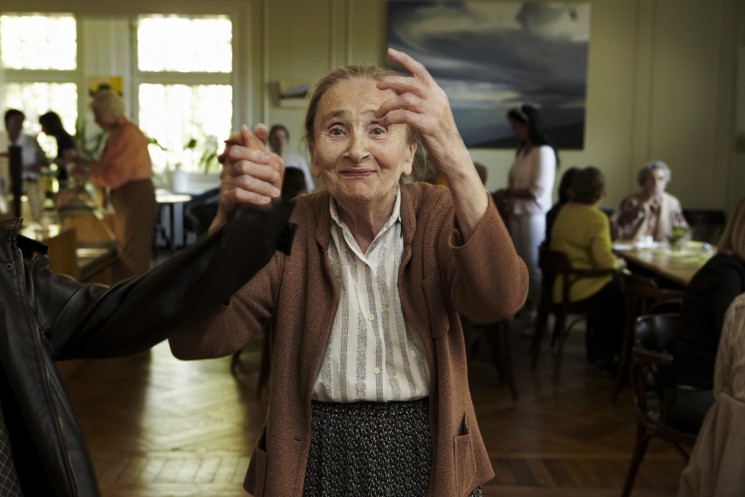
376, 48, 488, 237
376, 48, 473, 181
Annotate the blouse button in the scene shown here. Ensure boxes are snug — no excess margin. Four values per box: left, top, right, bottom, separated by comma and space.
368, 313, 375, 321
373, 367, 381, 375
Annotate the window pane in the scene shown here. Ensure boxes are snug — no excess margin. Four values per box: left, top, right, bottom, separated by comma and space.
0, 15, 76, 70
137, 16, 232, 73
3, 82, 78, 157
139, 84, 232, 173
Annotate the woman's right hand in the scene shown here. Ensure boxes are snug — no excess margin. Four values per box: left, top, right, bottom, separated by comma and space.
211, 124, 284, 229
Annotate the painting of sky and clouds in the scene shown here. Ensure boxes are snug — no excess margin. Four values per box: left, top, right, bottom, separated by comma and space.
387, 2, 590, 149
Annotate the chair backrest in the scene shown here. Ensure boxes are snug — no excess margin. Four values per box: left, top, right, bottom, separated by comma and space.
683, 209, 727, 244
635, 313, 680, 354
623, 272, 685, 316
632, 313, 681, 421
538, 246, 573, 304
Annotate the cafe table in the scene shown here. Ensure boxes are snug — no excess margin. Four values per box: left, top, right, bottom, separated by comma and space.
612, 240, 716, 287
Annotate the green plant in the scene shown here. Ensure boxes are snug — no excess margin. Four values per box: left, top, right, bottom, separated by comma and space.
184, 137, 219, 173
74, 119, 106, 160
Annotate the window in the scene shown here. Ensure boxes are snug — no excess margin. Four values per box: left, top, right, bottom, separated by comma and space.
0, 14, 78, 156
135, 15, 233, 174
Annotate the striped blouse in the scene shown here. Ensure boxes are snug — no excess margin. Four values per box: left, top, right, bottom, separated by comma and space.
312, 190, 430, 402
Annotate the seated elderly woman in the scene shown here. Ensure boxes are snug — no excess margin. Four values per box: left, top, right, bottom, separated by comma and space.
613, 160, 688, 242
550, 166, 626, 372
168, 48, 528, 496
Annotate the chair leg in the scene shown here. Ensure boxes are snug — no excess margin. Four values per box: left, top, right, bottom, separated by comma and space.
230, 349, 241, 375
552, 312, 568, 380
530, 307, 549, 370
488, 322, 518, 401
620, 428, 652, 497
612, 323, 634, 404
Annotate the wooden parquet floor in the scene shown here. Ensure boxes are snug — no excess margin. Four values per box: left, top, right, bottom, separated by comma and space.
60, 321, 687, 497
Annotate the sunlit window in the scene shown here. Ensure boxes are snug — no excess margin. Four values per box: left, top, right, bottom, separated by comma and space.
3, 83, 78, 156
139, 84, 232, 173
136, 15, 234, 174
137, 16, 232, 73
0, 14, 76, 70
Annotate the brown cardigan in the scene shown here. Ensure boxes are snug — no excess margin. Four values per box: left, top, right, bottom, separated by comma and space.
170, 182, 529, 496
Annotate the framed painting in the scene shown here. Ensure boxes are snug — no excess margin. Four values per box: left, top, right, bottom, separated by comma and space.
387, 1, 590, 149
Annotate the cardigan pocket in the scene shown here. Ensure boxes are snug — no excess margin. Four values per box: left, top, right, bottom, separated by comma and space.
422, 273, 450, 338
453, 412, 476, 495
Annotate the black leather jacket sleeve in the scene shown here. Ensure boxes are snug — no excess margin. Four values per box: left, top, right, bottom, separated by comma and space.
28, 200, 295, 360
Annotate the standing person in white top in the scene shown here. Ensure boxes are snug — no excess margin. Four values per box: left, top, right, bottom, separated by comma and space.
2, 109, 48, 179
494, 104, 558, 323
268, 124, 315, 192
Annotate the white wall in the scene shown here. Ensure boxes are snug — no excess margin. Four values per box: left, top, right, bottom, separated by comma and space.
3, 0, 743, 216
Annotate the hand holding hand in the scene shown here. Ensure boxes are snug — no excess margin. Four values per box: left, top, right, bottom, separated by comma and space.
213, 124, 284, 227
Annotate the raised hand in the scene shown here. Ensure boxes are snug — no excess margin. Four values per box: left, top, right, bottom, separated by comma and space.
212, 124, 284, 228
376, 48, 487, 237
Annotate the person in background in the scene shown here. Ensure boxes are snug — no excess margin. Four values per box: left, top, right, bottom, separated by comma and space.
2, 108, 48, 179
545, 166, 579, 245
664, 197, 745, 433
494, 103, 558, 325
550, 166, 625, 372
0, 200, 294, 497
71, 91, 157, 280
39, 111, 78, 189
268, 124, 315, 193
613, 160, 688, 242
169, 48, 528, 497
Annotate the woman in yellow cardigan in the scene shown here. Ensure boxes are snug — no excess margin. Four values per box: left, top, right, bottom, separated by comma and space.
550, 166, 626, 372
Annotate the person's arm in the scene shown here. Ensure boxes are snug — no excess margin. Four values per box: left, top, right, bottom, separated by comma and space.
588, 212, 623, 270
375, 48, 487, 240
32, 199, 295, 359
71, 125, 148, 189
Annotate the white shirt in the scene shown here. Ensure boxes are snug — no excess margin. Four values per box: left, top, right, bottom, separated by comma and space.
508, 144, 556, 215
312, 189, 430, 402
7, 131, 46, 178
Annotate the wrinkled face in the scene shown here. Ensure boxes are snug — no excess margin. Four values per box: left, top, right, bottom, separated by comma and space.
643, 168, 668, 198
309, 79, 416, 212
268, 128, 288, 154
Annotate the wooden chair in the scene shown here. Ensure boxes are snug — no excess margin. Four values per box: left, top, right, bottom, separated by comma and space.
682, 209, 726, 244
612, 272, 685, 403
529, 246, 617, 379
620, 313, 697, 497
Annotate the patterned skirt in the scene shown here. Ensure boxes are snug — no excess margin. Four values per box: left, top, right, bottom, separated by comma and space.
302, 398, 483, 497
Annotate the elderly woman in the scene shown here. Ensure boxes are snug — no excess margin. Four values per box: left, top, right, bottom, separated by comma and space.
613, 160, 688, 242
72, 91, 157, 279
169, 49, 528, 496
